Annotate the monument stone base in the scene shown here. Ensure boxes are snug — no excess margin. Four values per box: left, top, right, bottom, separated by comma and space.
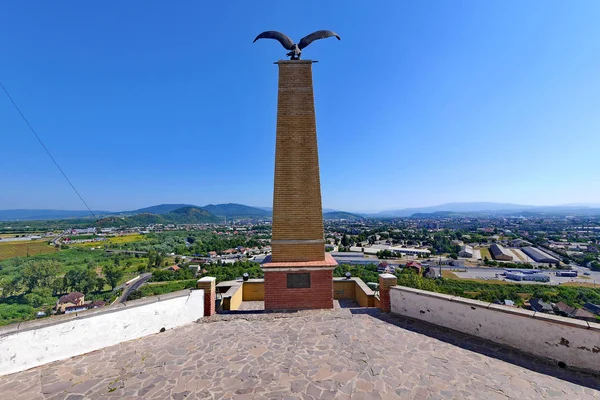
262, 253, 337, 310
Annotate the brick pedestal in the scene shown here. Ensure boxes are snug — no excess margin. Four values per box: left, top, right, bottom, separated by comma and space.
378, 273, 397, 313
196, 277, 216, 316
262, 254, 337, 310
264, 268, 333, 310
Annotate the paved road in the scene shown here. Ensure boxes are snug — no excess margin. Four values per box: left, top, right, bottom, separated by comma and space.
117, 273, 152, 303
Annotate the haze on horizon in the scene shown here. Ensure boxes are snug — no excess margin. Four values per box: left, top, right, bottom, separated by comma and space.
1, 2, 599, 212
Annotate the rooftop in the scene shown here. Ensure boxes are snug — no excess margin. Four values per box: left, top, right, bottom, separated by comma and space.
3, 301, 598, 399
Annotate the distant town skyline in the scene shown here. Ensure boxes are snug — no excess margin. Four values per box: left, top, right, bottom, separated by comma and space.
2, 2, 600, 211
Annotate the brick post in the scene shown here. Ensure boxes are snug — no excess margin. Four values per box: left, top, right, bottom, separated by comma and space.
197, 277, 216, 316
271, 60, 325, 263
378, 273, 397, 313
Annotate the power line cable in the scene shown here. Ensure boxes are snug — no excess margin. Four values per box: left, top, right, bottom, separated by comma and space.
0, 81, 97, 220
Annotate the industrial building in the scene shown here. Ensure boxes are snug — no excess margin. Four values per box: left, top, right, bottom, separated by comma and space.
489, 243, 513, 261
458, 245, 473, 258
521, 246, 560, 265
505, 271, 550, 282
556, 270, 578, 277
350, 245, 431, 257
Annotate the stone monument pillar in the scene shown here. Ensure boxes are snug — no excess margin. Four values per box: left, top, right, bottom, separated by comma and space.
262, 60, 337, 310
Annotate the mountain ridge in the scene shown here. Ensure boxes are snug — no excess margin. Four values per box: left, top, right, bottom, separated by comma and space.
2, 201, 600, 221
95, 206, 220, 227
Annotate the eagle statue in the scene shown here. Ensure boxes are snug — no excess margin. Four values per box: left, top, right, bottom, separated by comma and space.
253, 30, 340, 60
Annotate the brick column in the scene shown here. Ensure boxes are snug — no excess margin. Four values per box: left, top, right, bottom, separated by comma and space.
271, 60, 325, 263
378, 273, 397, 313
197, 277, 216, 316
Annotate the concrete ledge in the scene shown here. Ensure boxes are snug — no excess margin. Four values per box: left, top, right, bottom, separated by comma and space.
261, 253, 338, 268
0, 289, 204, 376
390, 286, 600, 373
0, 289, 194, 337
333, 277, 376, 307
217, 281, 243, 311
532, 311, 592, 329
488, 303, 536, 318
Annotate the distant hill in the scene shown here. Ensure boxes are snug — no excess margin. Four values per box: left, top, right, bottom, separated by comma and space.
165, 206, 221, 223
127, 204, 195, 215
5, 201, 600, 223
201, 203, 270, 218
410, 211, 463, 219
0, 209, 111, 221
323, 211, 365, 221
95, 213, 164, 228
95, 207, 219, 227
373, 202, 600, 218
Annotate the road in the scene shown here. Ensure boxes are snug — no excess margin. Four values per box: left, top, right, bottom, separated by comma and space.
116, 273, 152, 303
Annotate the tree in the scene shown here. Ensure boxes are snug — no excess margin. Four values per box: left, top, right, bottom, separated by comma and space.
1, 277, 23, 298
51, 277, 65, 295
20, 261, 61, 293
63, 268, 102, 294
103, 263, 125, 290
341, 234, 350, 247
24, 287, 54, 308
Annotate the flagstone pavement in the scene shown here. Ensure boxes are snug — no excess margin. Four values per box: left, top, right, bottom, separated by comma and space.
2, 301, 599, 399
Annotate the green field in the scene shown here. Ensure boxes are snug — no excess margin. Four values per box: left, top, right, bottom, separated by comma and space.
72, 234, 146, 248
0, 240, 57, 261
478, 247, 491, 260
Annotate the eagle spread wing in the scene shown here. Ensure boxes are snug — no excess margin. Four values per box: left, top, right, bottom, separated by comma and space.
253, 31, 295, 50
298, 30, 340, 50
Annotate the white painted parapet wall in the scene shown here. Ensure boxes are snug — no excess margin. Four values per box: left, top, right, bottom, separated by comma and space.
0, 289, 204, 376
390, 286, 600, 373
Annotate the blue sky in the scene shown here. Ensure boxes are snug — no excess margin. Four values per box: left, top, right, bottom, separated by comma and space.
1, 1, 599, 212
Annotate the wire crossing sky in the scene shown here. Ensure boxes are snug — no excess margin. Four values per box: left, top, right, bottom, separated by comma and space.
1, 1, 599, 212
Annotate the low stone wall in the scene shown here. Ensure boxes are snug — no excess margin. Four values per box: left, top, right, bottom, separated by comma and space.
219, 282, 243, 311
333, 278, 375, 307
0, 289, 204, 376
390, 286, 600, 372
333, 279, 355, 300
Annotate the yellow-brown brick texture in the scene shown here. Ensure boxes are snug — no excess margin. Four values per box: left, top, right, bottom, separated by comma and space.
271, 60, 325, 262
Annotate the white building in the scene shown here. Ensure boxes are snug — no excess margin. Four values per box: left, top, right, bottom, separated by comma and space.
458, 245, 474, 258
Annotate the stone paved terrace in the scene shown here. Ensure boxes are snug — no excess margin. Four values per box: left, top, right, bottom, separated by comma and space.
3, 301, 599, 399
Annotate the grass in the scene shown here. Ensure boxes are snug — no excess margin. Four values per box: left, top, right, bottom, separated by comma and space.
517, 292, 532, 300
478, 247, 492, 260
562, 281, 598, 288
0, 232, 47, 238
0, 240, 57, 261
510, 249, 526, 262
442, 270, 459, 279
133, 280, 197, 297
72, 234, 145, 248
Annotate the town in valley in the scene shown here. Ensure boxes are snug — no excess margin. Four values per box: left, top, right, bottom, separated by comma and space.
1, 203, 599, 326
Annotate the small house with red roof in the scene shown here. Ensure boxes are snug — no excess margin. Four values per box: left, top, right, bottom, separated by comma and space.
405, 261, 423, 275
56, 292, 85, 313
